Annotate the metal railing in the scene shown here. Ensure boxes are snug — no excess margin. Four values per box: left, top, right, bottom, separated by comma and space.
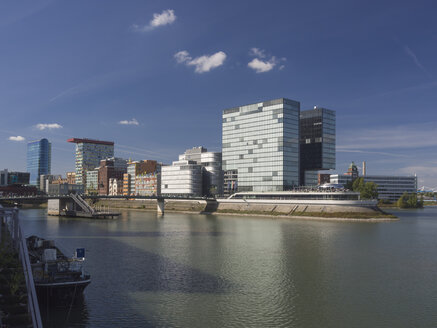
0, 207, 43, 328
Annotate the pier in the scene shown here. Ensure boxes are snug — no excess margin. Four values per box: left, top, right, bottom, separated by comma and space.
48, 194, 121, 218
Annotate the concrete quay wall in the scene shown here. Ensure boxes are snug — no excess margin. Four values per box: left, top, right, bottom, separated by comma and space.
91, 198, 382, 216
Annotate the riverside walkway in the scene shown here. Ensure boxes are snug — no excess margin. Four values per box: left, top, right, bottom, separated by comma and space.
0, 206, 43, 328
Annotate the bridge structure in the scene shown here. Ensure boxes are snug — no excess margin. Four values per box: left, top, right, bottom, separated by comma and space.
0, 194, 215, 217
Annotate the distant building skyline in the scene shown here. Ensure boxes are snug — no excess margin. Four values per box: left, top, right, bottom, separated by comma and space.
1, 1, 436, 187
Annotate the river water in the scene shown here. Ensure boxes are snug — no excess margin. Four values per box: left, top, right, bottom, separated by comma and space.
19, 207, 437, 328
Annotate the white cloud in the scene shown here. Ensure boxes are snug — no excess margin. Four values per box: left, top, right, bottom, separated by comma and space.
247, 48, 286, 73
132, 9, 176, 32
174, 50, 191, 63
174, 50, 227, 73
248, 58, 277, 73
8, 136, 25, 142
249, 47, 266, 58
150, 9, 176, 28
119, 118, 139, 126
403, 45, 430, 77
399, 165, 437, 177
336, 149, 409, 158
36, 123, 63, 130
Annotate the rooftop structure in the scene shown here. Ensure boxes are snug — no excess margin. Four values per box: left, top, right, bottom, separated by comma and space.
67, 138, 114, 146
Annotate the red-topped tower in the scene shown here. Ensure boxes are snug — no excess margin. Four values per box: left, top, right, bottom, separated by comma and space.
67, 138, 114, 186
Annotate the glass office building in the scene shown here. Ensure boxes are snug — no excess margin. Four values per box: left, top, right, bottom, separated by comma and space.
67, 138, 114, 185
26, 138, 51, 186
299, 107, 336, 185
222, 98, 300, 192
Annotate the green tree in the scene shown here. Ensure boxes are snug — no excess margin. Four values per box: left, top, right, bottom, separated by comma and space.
350, 177, 378, 199
361, 182, 378, 200
352, 177, 365, 192
397, 192, 423, 208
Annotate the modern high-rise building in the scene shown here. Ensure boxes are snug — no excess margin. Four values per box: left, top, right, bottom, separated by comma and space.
67, 138, 114, 185
222, 98, 300, 193
299, 106, 336, 185
27, 138, 51, 186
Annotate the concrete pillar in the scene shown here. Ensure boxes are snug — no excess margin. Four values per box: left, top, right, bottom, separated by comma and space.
157, 198, 165, 216
48, 199, 61, 215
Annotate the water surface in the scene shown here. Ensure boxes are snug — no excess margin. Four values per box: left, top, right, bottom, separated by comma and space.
20, 207, 437, 328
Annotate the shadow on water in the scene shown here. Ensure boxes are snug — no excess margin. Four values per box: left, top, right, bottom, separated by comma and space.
88, 236, 232, 294
40, 295, 89, 328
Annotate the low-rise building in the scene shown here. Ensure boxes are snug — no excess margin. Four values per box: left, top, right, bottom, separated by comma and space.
223, 169, 238, 197
109, 178, 123, 196
178, 147, 223, 196
97, 158, 128, 195
124, 160, 159, 196
330, 174, 417, 202
161, 160, 202, 196
66, 172, 76, 184
40, 174, 62, 193
122, 173, 130, 196
135, 172, 161, 196
0, 169, 30, 186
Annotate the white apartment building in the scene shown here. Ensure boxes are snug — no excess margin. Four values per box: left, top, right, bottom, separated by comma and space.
161, 160, 202, 196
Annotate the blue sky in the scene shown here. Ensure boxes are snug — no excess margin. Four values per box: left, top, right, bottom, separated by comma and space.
1, 0, 437, 187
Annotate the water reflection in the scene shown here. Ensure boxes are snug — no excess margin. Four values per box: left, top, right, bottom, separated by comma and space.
18, 208, 437, 328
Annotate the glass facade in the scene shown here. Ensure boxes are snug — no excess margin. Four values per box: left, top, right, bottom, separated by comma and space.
299, 107, 336, 185
71, 141, 114, 185
26, 138, 51, 186
86, 170, 99, 194
222, 98, 300, 192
